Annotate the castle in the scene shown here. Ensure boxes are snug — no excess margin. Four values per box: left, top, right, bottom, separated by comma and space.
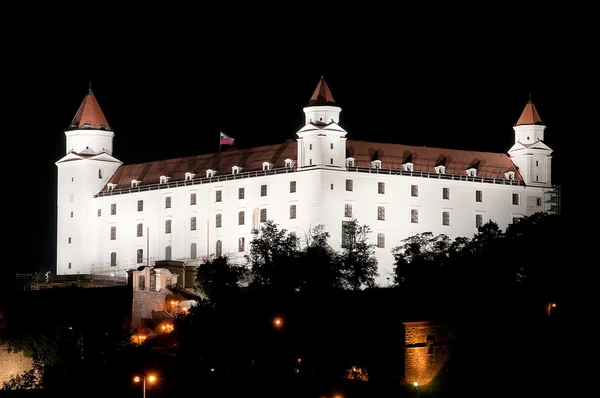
56, 77, 558, 286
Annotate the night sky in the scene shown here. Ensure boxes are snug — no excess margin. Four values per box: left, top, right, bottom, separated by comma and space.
8, 14, 581, 276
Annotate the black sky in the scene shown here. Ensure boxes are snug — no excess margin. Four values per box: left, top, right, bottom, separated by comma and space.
8, 11, 584, 275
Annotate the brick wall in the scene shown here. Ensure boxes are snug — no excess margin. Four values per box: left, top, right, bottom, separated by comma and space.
0, 345, 34, 387
403, 321, 454, 388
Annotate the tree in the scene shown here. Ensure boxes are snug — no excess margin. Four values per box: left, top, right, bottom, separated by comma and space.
337, 220, 379, 290
300, 224, 343, 292
245, 220, 301, 290
196, 255, 247, 303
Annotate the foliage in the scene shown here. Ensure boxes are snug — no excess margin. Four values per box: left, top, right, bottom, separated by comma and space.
300, 224, 344, 292
245, 220, 302, 289
1, 359, 44, 390
337, 220, 379, 290
196, 255, 248, 303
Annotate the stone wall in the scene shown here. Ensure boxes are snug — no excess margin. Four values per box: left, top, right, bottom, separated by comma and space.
0, 345, 34, 387
131, 290, 169, 330
403, 321, 454, 387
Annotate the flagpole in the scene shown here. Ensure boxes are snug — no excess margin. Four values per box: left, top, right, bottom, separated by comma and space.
219, 131, 221, 153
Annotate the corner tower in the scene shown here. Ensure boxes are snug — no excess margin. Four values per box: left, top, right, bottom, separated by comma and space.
55, 87, 122, 276
296, 77, 348, 168
508, 97, 553, 187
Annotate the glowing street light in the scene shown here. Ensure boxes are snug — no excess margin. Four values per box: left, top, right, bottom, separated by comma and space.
134, 374, 157, 398
413, 381, 419, 398
273, 316, 284, 329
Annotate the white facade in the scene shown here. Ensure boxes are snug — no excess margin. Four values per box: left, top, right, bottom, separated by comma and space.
56, 80, 556, 287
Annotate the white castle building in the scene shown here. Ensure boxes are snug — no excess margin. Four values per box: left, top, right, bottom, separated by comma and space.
56, 77, 559, 286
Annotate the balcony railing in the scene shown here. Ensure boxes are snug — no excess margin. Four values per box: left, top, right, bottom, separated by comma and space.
95, 164, 523, 197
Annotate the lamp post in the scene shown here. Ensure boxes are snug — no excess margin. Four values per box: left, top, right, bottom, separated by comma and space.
413, 381, 419, 398
134, 374, 156, 398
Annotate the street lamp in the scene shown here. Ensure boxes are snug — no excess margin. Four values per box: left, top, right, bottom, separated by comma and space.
413, 381, 419, 398
134, 374, 157, 398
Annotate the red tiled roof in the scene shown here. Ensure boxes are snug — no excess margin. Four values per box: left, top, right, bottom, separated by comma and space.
69, 90, 111, 131
307, 76, 336, 106
516, 99, 542, 125
106, 140, 521, 189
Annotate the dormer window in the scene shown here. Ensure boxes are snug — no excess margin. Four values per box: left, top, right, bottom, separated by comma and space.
99, 124, 107, 130
403, 162, 414, 172
262, 162, 273, 171
160, 176, 171, 184
504, 171, 515, 180
83, 123, 92, 129
435, 165, 446, 174
107, 183, 117, 192
285, 159, 293, 169
371, 160, 382, 169
185, 172, 196, 181
466, 168, 477, 177
346, 157, 355, 167
206, 169, 216, 178
232, 166, 242, 174
131, 180, 141, 188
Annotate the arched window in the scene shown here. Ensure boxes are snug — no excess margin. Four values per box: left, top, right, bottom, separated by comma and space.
191, 243, 197, 259
165, 246, 172, 260
216, 240, 222, 257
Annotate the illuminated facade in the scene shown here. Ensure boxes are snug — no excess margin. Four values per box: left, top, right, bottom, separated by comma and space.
56, 78, 557, 286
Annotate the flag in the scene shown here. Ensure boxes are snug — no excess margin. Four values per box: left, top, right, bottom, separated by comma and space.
220, 132, 235, 146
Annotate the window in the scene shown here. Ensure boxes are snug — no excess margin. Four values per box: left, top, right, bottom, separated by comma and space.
165, 219, 172, 233
232, 166, 242, 174
341, 221, 355, 249
512, 193, 520, 205
191, 216, 197, 231
378, 182, 385, 194
466, 168, 477, 177
216, 240, 222, 257
191, 243, 197, 259
371, 160, 382, 169
165, 246, 172, 260
261, 185, 267, 197
346, 158, 355, 167
377, 233, 385, 248
536, 197, 542, 206
137, 249, 144, 264
137, 223, 143, 237
238, 211, 245, 225
138, 200, 143, 211
309, 144, 313, 150
111, 203, 117, 215
68, 237, 72, 244
411, 185, 418, 197
150, 273, 156, 291
290, 204, 297, 219
330, 158, 333, 164
238, 237, 245, 252
330, 184, 334, 190
262, 162, 273, 171
160, 176, 170, 184
403, 162, 414, 172
377, 206, 385, 221
344, 204, 353, 218
216, 190, 222, 202
70, 211, 73, 217
190, 193, 196, 205
239, 187, 245, 199
110, 252, 117, 267
99, 169, 103, 179
442, 211, 450, 226
443, 188, 450, 200
346, 179, 353, 191
131, 180, 140, 188
476, 190, 483, 202
260, 208, 267, 223
290, 181, 296, 193
68, 262, 72, 269
330, 143, 333, 149
206, 169, 216, 178
435, 165, 446, 174
185, 172, 195, 181
165, 197, 171, 208
476, 214, 483, 228
285, 159, 293, 168
98, 209, 101, 217
216, 214, 222, 228
110, 226, 116, 240
411, 209, 419, 223
505, 171, 515, 180
139, 275, 146, 291
512, 217, 520, 224
309, 159, 313, 165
